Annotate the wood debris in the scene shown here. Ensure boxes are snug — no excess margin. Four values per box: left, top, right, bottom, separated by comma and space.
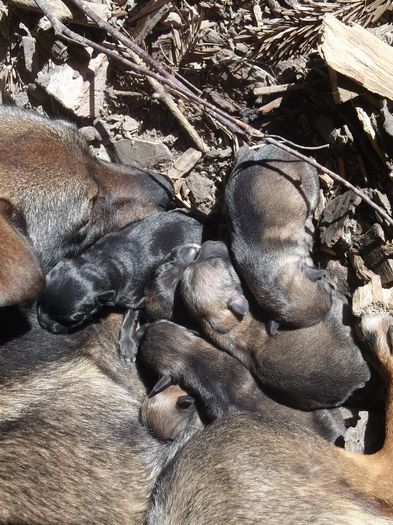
320, 14, 393, 102
352, 274, 393, 316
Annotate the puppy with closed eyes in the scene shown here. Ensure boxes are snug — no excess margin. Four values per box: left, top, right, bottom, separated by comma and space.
226, 144, 332, 330
179, 241, 370, 410
144, 243, 200, 324
38, 211, 203, 361
140, 376, 203, 441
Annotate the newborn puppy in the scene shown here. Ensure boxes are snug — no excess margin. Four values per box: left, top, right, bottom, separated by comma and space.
137, 321, 346, 443
225, 144, 332, 329
144, 243, 200, 322
180, 241, 370, 410
140, 376, 203, 441
38, 211, 203, 360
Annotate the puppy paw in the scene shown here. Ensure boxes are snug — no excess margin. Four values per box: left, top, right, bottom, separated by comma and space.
358, 313, 393, 377
118, 333, 139, 363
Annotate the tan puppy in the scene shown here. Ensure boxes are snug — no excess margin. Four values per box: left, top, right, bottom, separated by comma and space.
225, 144, 332, 329
147, 314, 393, 524
141, 377, 203, 441
180, 241, 370, 409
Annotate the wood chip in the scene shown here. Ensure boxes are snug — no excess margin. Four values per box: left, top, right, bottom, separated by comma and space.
320, 14, 393, 102
10, 0, 111, 24
352, 274, 393, 316
320, 191, 362, 248
253, 82, 306, 96
168, 148, 202, 180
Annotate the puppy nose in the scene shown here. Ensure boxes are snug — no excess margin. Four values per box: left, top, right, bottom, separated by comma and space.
37, 304, 70, 334
197, 241, 229, 261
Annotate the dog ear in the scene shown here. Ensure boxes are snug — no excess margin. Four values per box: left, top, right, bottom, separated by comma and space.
227, 292, 249, 317
95, 289, 116, 306
0, 199, 44, 307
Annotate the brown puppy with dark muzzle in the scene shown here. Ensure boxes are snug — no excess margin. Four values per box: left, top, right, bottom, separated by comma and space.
140, 376, 204, 441
0, 107, 175, 523
225, 144, 332, 329
146, 314, 393, 524
0, 106, 173, 284
179, 240, 370, 409
137, 321, 346, 444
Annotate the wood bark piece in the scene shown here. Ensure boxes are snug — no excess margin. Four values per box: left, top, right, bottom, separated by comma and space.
320, 14, 393, 102
253, 82, 307, 96
168, 149, 202, 180
10, 0, 110, 24
319, 191, 362, 248
352, 274, 393, 316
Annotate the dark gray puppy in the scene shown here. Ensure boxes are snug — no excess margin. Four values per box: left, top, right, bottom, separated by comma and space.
144, 243, 200, 323
38, 211, 202, 360
226, 144, 332, 329
180, 241, 370, 410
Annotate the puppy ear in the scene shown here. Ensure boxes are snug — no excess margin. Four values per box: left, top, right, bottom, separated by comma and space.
95, 290, 116, 305
0, 200, 44, 307
304, 266, 325, 282
227, 292, 249, 317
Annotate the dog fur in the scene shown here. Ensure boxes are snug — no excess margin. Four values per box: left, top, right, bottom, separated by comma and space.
137, 320, 346, 442
225, 144, 332, 328
179, 241, 370, 409
37, 212, 202, 340
146, 314, 393, 524
141, 378, 203, 441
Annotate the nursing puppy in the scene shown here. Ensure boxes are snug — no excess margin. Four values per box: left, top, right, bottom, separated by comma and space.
179, 241, 370, 409
225, 144, 332, 329
38, 212, 203, 360
141, 376, 203, 441
147, 314, 393, 524
138, 321, 346, 443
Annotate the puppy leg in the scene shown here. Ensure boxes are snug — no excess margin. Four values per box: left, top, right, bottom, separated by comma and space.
118, 309, 140, 362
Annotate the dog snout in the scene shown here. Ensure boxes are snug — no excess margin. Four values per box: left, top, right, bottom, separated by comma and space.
197, 241, 229, 261
37, 304, 73, 334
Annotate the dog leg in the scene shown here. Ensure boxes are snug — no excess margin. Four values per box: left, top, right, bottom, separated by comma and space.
118, 309, 140, 362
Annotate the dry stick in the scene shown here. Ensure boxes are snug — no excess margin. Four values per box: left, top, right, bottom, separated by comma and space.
33, 0, 393, 227
34, 0, 247, 138
127, 48, 209, 153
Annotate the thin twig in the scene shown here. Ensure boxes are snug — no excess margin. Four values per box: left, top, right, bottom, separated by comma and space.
33, 0, 208, 151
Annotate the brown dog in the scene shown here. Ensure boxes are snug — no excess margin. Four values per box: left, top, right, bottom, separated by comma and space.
146, 314, 393, 524
0, 105, 173, 305
225, 144, 332, 329
0, 107, 175, 523
179, 241, 370, 409
140, 376, 203, 441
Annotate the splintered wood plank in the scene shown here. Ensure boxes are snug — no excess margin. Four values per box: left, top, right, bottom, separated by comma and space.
320, 14, 393, 102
